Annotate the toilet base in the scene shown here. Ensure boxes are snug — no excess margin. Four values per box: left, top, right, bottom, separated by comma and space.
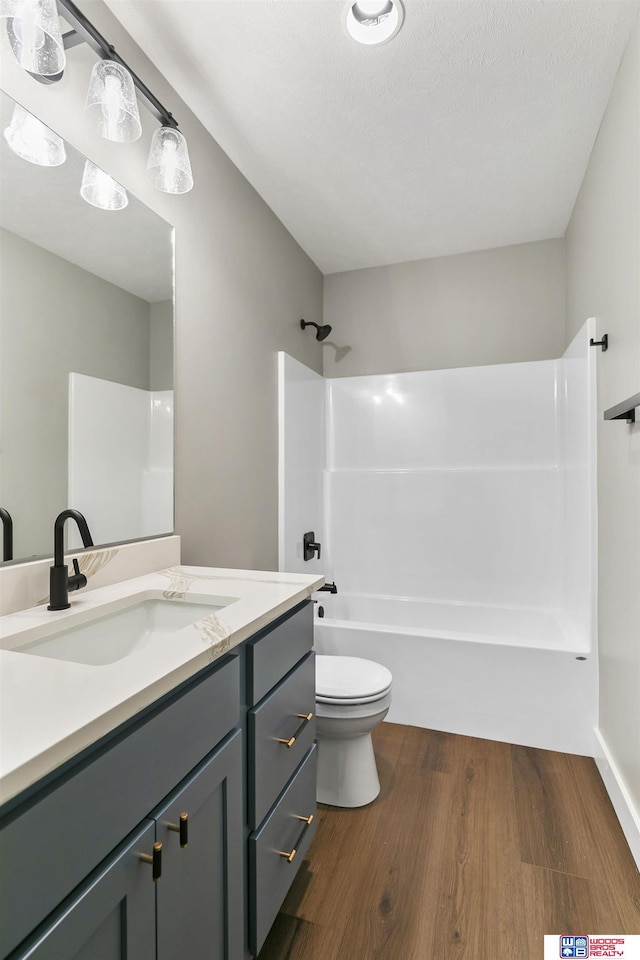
316, 732, 381, 807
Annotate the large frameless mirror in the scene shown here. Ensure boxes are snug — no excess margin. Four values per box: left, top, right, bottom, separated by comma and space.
0, 90, 174, 563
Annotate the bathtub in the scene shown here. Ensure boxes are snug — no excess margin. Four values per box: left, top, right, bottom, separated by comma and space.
313, 594, 597, 756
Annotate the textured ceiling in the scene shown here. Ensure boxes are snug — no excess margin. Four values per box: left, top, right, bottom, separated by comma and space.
106, 0, 639, 275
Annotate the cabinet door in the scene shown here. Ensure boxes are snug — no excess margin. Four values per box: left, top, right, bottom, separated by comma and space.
153, 729, 244, 960
10, 821, 156, 960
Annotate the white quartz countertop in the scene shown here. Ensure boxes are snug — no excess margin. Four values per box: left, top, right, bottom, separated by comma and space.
0, 565, 323, 806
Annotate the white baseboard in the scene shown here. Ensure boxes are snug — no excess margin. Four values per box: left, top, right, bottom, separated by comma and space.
594, 728, 640, 872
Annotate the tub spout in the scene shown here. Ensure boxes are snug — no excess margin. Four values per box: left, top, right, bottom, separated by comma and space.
318, 581, 338, 594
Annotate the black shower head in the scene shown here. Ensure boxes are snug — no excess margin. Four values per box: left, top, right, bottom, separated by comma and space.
300, 319, 332, 342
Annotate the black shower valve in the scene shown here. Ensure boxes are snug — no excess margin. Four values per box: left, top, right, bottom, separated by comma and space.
303, 531, 321, 561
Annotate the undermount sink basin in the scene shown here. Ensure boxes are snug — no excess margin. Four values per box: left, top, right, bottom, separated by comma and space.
15, 597, 234, 667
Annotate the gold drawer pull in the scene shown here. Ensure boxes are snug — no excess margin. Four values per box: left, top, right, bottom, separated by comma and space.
167, 811, 189, 847
278, 812, 314, 864
295, 813, 314, 825
279, 847, 298, 864
140, 841, 162, 881
277, 712, 314, 749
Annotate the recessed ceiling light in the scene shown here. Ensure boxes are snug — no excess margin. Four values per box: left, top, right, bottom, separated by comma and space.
345, 0, 404, 45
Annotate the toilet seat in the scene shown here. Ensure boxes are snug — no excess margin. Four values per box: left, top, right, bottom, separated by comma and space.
316, 655, 392, 705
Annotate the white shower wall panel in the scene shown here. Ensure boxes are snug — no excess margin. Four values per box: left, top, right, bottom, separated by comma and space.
278, 353, 325, 574
560, 330, 596, 641
142, 391, 174, 538
69, 374, 173, 547
69, 374, 149, 545
328, 361, 560, 471
328, 466, 563, 607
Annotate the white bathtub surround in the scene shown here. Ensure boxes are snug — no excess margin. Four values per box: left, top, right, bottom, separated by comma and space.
68, 373, 174, 547
0, 565, 323, 804
0, 535, 180, 617
278, 353, 326, 574
314, 598, 596, 755
279, 321, 597, 754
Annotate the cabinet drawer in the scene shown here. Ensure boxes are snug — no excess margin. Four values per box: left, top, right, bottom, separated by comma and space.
0, 656, 240, 959
248, 745, 317, 957
246, 601, 313, 705
248, 652, 315, 829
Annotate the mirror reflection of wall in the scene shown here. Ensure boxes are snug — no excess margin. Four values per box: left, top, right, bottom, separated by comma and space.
0, 91, 174, 563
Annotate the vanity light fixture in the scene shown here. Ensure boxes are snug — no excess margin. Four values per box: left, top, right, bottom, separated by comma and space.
80, 159, 128, 210
146, 125, 193, 194
85, 59, 141, 143
2, 0, 193, 193
3, 102, 66, 165
345, 0, 404, 45
0, 0, 66, 77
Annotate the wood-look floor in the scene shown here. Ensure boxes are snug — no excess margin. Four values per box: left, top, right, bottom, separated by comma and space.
257, 723, 640, 960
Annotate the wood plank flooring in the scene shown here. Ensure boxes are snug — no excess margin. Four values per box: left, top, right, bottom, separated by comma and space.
257, 723, 640, 960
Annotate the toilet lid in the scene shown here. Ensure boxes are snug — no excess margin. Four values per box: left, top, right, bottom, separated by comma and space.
316, 655, 392, 701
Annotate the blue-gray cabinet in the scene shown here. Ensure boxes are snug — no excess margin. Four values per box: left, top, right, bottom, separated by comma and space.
7, 820, 157, 960
8, 733, 243, 960
246, 603, 317, 956
0, 597, 316, 960
153, 732, 244, 960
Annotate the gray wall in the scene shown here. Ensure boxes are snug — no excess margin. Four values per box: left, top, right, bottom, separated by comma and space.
323, 238, 565, 377
566, 17, 640, 835
0, 0, 323, 570
150, 300, 174, 390
0, 228, 150, 559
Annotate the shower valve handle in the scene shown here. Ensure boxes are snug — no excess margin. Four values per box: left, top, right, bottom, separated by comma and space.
303, 531, 321, 561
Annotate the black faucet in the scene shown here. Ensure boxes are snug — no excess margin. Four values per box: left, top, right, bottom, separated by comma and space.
317, 581, 338, 594
0, 507, 13, 562
48, 510, 94, 611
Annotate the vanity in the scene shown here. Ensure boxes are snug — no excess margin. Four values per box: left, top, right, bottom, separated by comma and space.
0, 83, 322, 958
0, 565, 322, 959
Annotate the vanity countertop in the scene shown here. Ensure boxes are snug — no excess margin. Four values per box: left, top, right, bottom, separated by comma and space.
0, 565, 323, 806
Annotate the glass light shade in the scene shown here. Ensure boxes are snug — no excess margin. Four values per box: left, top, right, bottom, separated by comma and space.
3, 103, 66, 165
85, 59, 142, 143
146, 126, 193, 194
80, 160, 128, 211
345, 0, 403, 44
0, 0, 66, 76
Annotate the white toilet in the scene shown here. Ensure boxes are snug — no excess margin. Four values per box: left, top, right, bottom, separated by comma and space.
315, 655, 392, 807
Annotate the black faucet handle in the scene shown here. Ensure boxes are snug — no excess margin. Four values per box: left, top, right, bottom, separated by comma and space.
68, 558, 87, 593
303, 532, 321, 561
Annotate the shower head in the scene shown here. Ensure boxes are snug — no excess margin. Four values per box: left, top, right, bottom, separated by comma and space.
300, 319, 332, 342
